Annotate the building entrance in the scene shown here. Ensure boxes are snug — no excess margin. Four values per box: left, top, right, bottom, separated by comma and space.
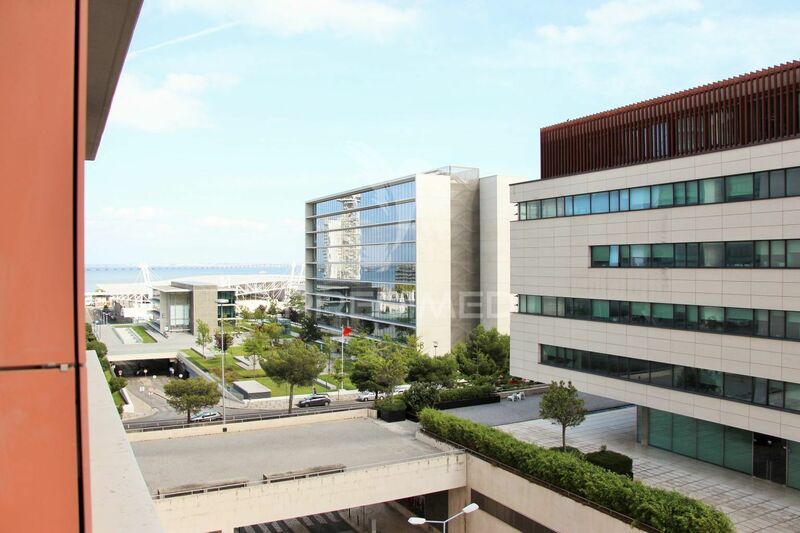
753, 433, 786, 484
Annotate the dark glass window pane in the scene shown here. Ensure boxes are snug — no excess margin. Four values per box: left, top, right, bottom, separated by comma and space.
542, 296, 558, 316
674, 366, 698, 390
589, 352, 607, 374
610, 300, 629, 323
651, 303, 674, 327
564, 196, 573, 216
787, 311, 800, 340
592, 300, 610, 320
557, 297, 566, 317
725, 174, 754, 201
770, 169, 786, 198
675, 243, 687, 267
609, 245, 620, 267
697, 420, 724, 466
686, 243, 699, 267
771, 240, 786, 268
788, 168, 800, 196
770, 310, 786, 338
519, 202, 527, 220
674, 182, 686, 205
788, 240, 800, 268
541, 345, 558, 364
542, 198, 557, 218
700, 242, 724, 267
591, 192, 610, 213
573, 194, 591, 215
769, 380, 785, 408
755, 309, 769, 336
610, 190, 620, 212
519, 294, 527, 313
528, 200, 541, 219
699, 177, 724, 204
556, 197, 565, 217
725, 374, 753, 402
619, 189, 630, 211
630, 187, 651, 210
699, 306, 724, 333
725, 241, 754, 267
527, 295, 542, 315
672, 414, 697, 458
572, 299, 591, 320
652, 244, 674, 267
686, 305, 699, 329
631, 244, 651, 267
651, 184, 673, 208
674, 304, 687, 328
786, 383, 800, 412
630, 302, 651, 325
686, 181, 699, 204
629, 359, 650, 382
650, 361, 672, 386
591, 246, 610, 267
697, 369, 723, 396
753, 378, 768, 405
724, 426, 752, 475
755, 240, 770, 267
754, 171, 769, 199
725, 308, 753, 336
649, 409, 672, 450
620, 245, 630, 267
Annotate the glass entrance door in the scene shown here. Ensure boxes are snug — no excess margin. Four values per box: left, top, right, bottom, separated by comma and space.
753, 433, 786, 485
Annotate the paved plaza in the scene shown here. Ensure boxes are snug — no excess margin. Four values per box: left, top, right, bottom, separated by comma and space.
499, 406, 800, 532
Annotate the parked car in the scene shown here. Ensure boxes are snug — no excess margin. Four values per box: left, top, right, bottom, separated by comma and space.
190, 410, 222, 423
297, 393, 332, 408
356, 391, 386, 402
393, 384, 411, 395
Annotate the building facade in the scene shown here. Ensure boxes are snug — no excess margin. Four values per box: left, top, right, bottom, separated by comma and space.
510, 61, 800, 488
306, 167, 514, 354
150, 281, 236, 335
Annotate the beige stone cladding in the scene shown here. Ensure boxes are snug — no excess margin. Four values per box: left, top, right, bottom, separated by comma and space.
510, 139, 800, 442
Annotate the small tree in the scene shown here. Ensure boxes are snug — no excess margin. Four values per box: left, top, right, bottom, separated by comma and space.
86, 339, 108, 358
214, 331, 233, 352
196, 320, 212, 356
164, 378, 222, 423
242, 323, 282, 369
253, 305, 266, 322
350, 352, 408, 402
330, 358, 346, 400
539, 380, 587, 451
298, 314, 322, 343
261, 339, 325, 413
407, 353, 458, 388
287, 291, 305, 310
267, 299, 279, 316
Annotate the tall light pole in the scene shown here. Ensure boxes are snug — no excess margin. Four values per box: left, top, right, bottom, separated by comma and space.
433, 341, 438, 357
216, 298, 229, 429
408, 503, 479, 533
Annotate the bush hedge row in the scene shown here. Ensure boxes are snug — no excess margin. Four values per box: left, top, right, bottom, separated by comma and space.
586, 449, 634, 478
418, 409, 732, 533
438, 384, 495, 403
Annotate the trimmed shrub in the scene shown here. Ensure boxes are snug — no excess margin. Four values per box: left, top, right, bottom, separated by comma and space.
405, 382, 441, 413
375, 396, 406, 412
418, 409, 733, 533
438, 384, 495, 403
107, 376, 127, 394
99, 356, 111, 371
586, 449, 633, 478
549, 446, 585, 459
87, 340, 108, 358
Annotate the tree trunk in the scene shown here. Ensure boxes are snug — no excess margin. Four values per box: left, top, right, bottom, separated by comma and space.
561, 424, 566, 451
187, 409, 192, 424
288, 383, 294, 414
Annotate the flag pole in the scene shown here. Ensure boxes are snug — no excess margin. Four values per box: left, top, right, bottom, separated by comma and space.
340, 326, 345, 400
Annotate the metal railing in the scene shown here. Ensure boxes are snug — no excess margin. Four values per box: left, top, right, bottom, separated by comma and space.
151, 449, 464, 500
124, 404, 370, 433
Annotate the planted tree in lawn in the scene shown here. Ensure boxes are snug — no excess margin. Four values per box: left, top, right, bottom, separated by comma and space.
298, 313, 322, 343
330, 358, 346, 400
350, 342, 409, 407
195, 319, 212, 356
452, 325, 510, 385
407, 352, 458, 388
539, 380, 587, 451
164, 378, 222, 423
242, 323, 282, 369
261, 339, 325, 413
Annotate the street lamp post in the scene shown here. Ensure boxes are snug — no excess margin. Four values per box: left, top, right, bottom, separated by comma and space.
216, 298, 229, 429
408, 503, 479, 533
433, 341, 439, 356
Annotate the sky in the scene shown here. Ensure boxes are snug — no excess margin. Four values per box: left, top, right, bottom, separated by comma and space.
85, 0, 800, 266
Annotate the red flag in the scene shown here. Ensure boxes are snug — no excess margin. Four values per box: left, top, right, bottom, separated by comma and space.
342, 326, 352, 337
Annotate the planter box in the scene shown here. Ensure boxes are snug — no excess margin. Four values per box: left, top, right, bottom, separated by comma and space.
378, 409, 406, 423
434, 394, 501, 410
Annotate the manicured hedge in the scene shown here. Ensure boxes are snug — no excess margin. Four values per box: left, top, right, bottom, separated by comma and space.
586, 449, 634, 478
418, 409, 732, 533
438, 384, 495, 403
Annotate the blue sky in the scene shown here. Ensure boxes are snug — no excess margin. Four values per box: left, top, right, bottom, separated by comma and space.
86, 0, 800, 265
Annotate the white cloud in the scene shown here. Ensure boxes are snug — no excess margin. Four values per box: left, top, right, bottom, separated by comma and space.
195, 215, 268, 232
98, 206, 168, 221
162, 0, 418, 39
109, 72, 236, 132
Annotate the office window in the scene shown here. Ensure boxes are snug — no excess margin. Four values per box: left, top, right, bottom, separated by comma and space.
770, 380, 785, 408
573, 194, 591, 215
700, 242, 724, 267
631, 244, 651, 267
652, 303, 674, 328
608, 245, 620, 267
770, 169, 786, 198
591, 192, 610, 213
610, 190, 620, 212
788, 168, 800, 196
619, 189, 630, 210
556, 197, 565, 217
675, 243, 687, 267
564, 196, 573, 216
771, 240, 786, 268
673, 304, 687, 328
542, 296, 558, 316
787, 311, 800, 340
754, 171, 770, 199
650, 361, 673, 386
673, 366, 697, 390
698, 369, 723, 396
755, 309, 769, 336
542, 198, 557, 218
788, 240, 800, 267
527, 295, 542, 315
674, 182, 687, 205
755, 240, 770, 267
697, 420, 724, 466
572, 298, 591, 320
649, 409, 672, 449
541, 345, 558, 364
528, 200, 542, 220
725, 174, 754, 201
686, 181, 699, 204
725, 374, 753, 402
518, 294, 527, 313
630, 302, 651, 325
725, 308, 753, 335
672, 415, 697, 458
557, 297, 567, 317
589, 352, 608, 374
610, 300, 629, 323
699, 177, 724, 203
725, 241, 754, 267
699, 306, 724, 333
770, 310, 786, 338
629, 358, 650, 382
686, 242, 699, 267
630, 187, 651, 210
591, 246, 611, 267
651, 184, 673, 208
753, 377, 768, 405
790, 381, 800, 411
724, 426, 752, 475
620, 245, 631, 267
651, 244, 674, 267
592, 300, 610, 320
686, 305, 699, 329
518, 202, 527, 220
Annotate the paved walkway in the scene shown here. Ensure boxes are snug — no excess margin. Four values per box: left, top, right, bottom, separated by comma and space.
499, 407, 800, 532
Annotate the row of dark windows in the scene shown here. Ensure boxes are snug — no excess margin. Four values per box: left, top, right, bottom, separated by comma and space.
590, 240, 800, 268
518, 166, 800, 221
519, 294, 800, 340
540, 344, 800, 413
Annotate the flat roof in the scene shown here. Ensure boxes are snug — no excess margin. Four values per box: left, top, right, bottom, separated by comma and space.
151, 285, 190, 293
131, 418, 439, 494
232, 380, 271, 394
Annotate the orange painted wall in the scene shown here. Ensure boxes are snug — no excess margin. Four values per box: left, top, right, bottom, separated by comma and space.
0, 1, 88, 531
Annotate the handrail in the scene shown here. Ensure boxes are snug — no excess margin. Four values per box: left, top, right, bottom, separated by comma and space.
124, 404, 370, 433
419, 429, 660, 533
152, 449, 464, 499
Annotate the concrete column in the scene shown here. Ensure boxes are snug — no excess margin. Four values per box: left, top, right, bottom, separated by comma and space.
447, 487, 469, 533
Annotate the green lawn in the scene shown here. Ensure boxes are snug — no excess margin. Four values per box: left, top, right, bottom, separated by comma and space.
319, 374, 356, 390
131, 325, 156, 343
